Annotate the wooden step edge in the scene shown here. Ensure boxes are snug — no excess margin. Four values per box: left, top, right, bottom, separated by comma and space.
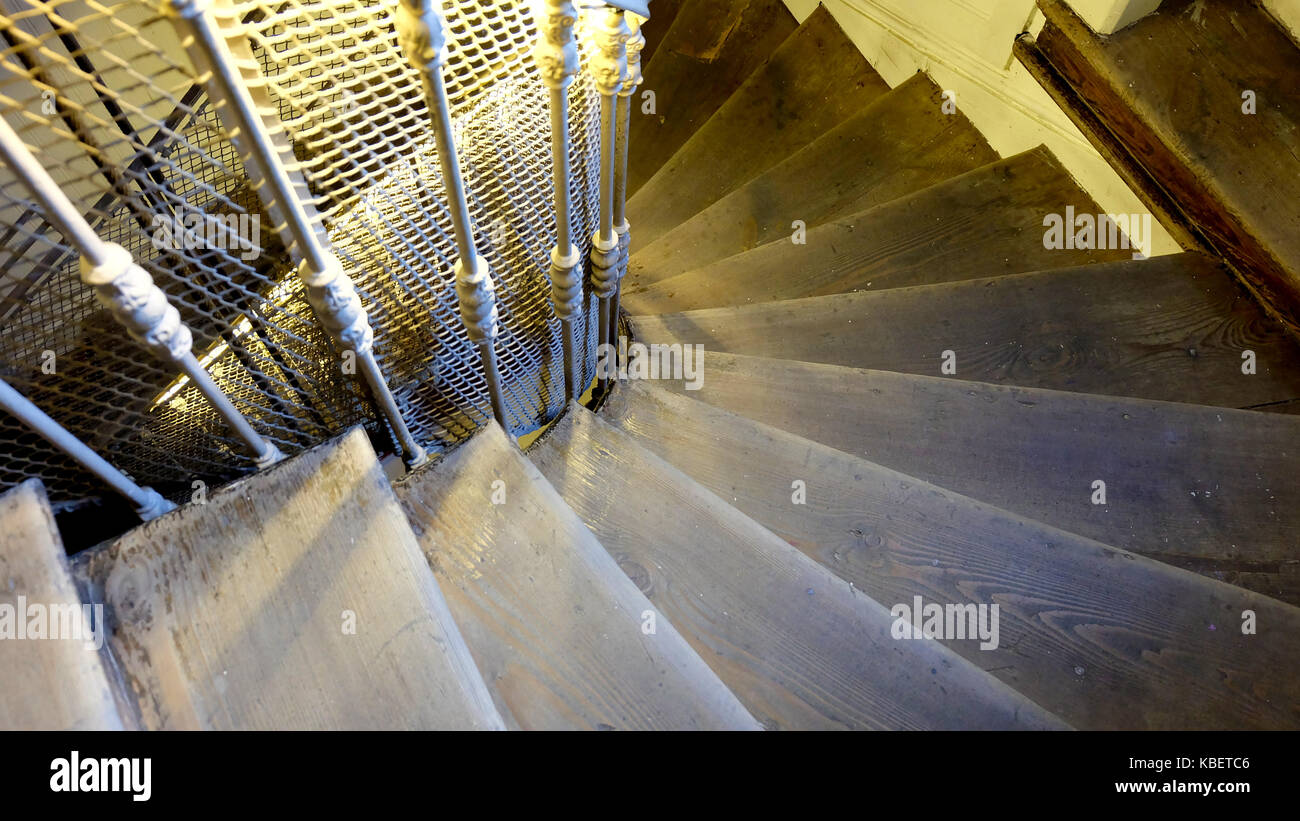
627, 249, 1215, 323
637, 0, 685, 66
72, 427, 507, 731
627, 0, 799, 196
0, 479, 125, 730
624, 143, 1114, 307
630, 349, 1300, 600
533, 401, 1072, 730
627, 73, 1003, 283
601, 379, 1300, 729
627, 249, 1300, 413
671, 347, 1300, 428
628, 4, 890, 242
395, 420, 762, 730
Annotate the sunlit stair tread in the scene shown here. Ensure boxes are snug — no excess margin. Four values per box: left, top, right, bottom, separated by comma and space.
598, 380, 1300, 729
529, 403, 1067, 730
394, 421, 759, 730
623, 146, 1133, 313
625, 73, 1000, 291
648, 351, 1300, 603
73, 428, 504, 731
627, 5, 890, 246
629, 252, 1300, 409
0, 479, 123, 730
627, 0, 798, 197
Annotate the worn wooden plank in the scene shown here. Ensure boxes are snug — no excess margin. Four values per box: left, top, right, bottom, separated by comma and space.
599, 381, 1300, 729
0, 479, 123, 730
1012, 32, 1205, 252
647, 352, 1300, 602
627, 5, 890, 246
395, 422, 759, 730
624, 74, 1000, 292
636, 0, 683, 66
76, 428, 505, 730
1036, 0, 1300, 335
630, 252, 1300, 408
529, 404, 1067, 730
624, 147, 1134, 314
627, 0, 798, 197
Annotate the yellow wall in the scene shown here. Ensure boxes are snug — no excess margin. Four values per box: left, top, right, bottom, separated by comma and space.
1264, 0, 1300, 41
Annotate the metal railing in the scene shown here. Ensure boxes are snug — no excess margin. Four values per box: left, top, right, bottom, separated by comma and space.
0, 0, 647, 513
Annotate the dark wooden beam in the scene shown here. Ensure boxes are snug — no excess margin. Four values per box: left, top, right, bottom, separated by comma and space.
1025, 0, 1300, 340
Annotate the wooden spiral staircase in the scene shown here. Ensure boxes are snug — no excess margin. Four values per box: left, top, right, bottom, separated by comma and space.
4, 0, 1300, 730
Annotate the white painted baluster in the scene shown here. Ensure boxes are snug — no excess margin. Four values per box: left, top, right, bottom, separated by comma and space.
0, 378, 174, 520
589, 7, 632, 391
0, 114, 284, 471
395, 0, 509, 430
165, 0, 429, 466
535, 0, 584, 402
610, 12, 645, 353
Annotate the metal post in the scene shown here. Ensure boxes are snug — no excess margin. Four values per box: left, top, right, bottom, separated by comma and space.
395, 0, 509, 430
0, 114, 284, 470
535, 0, 584, 403
164, 0, 429, 468
588, 7, 632, 393
0, 378, 174, 520
610, 13, 645, 355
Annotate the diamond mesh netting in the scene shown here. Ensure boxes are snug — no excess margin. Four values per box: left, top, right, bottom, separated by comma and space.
0, 0, 603, 503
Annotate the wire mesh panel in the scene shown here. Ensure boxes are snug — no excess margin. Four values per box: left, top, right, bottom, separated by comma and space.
0, 0, 604, 502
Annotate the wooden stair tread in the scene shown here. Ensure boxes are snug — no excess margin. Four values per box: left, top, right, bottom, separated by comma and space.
624, 147, 1134, 313
624, 74, 1000, 291
395, 422, 758, 730
627, 0, 797, 197
627, 5, 890, 246
645, 352, 1300, 603
636, 0, 683, 67
74, 428, 504, 730
599, 380, 1300, 729
529, 403, 1066, 730
1036, 0, 1300, 334
630, 252, 1300, 409
0, 479, 123, 730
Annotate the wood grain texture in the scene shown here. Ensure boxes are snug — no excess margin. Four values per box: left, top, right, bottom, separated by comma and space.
624, 147, 1134, 314
0, 479, 123, 730
396, 422, 759, 730
647, 352, 1300, 602
1036, 0, 1300, 334
76, 428, 505, 730
627, 5, 890, 246
625, 74, 1000, 291
599, 381, 1300, 729
630, 252, 1300, 408
529, 404, 1067, 730
627, 0, 798, 197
